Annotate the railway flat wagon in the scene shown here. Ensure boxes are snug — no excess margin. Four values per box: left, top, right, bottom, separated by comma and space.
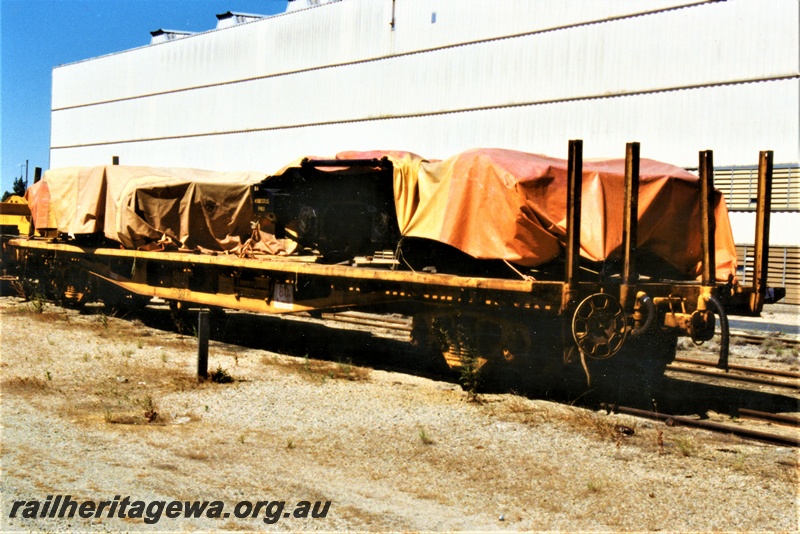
4, 141, 785, 394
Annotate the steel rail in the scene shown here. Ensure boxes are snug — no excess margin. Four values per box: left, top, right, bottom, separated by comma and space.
600, 404, 800, 447
738, 408, 800, 427
322, 313, 412, 333
666, 363, 800, 390
726, 331, 800, 347
673, 357, 800, 379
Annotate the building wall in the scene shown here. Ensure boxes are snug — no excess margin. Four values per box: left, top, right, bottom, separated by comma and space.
51, 0, 799, 162
50, 0, 799, 248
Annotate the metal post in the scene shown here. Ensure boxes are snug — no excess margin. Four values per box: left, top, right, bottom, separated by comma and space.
620, 142, 640, 309
198, 310, 209, 379
699, 150, 716, 286
751, 150, 773, 314
564, 139, 583, 308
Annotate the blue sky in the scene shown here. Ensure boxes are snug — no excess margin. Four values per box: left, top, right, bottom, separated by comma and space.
1, 0, 288, 195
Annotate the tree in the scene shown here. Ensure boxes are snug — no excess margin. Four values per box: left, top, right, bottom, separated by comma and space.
1, 176, 27, 202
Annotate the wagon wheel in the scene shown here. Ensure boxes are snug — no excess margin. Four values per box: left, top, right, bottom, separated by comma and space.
572, 293, 627, 359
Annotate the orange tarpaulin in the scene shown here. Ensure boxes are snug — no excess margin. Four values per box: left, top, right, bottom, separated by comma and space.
337, 148, 737, 281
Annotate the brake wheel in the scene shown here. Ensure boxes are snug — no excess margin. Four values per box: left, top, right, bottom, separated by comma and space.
572, 293, 627, 359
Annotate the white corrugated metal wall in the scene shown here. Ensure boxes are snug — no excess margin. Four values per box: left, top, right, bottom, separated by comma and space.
50, 0, 799, 248
51, 0, 799, 169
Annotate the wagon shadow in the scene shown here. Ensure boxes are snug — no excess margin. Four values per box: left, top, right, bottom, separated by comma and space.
122, 302, 800, 418
133, 302, 456, 382
647, 376, 800, 418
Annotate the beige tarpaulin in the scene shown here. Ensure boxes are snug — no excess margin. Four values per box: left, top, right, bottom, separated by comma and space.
336, 148, 737, 281
27, 165, 265, 251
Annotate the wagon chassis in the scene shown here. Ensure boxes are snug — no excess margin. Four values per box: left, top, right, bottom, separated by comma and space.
6, 141, 780, 389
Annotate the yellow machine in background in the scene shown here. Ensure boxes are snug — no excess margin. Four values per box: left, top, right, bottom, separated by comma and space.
0, 196, 31, 236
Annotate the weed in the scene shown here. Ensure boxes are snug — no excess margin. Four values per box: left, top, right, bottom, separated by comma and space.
210, 366, 233, 384
761, 336, 785, 355
435, 322, 481, 402
238, 434, 246, 444
418, 426, 435, 445
135, 395, 160, 422
47, 337, 55, 346
161, 352, 168, 364
286, 439, 296, 450
121, 349, 134, 359
29, 293, 46, 314
585, 478, 604, 493
98, 314, 109, 329
732, 453, 748, 472
10, 280, 26, 299
137, 339, 144, 350
673, 436, 695, 457
45, 370, 52, 381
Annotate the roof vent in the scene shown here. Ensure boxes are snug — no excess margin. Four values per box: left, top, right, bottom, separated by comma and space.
286, 0, 340, 13
215, 11, 266, 29
149, 29, 195, 44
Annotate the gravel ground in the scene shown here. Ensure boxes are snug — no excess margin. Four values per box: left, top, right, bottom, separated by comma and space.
0, 296, 798, 532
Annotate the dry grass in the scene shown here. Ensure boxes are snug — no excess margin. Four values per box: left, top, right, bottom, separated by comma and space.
280, 355, 371, 382
0, 376, 53, 395
494, 395, 625, 441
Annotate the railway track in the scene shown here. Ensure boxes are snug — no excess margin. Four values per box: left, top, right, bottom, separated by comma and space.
667, 358, 800, 390
728, 330, 800, 347
322, 311, 413, 333
601, 404, 800, 447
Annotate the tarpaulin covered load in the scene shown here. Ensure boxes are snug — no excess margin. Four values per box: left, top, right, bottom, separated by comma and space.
336, 148, 737, 281
26, 147, 737, 281
26, 165, 265, 251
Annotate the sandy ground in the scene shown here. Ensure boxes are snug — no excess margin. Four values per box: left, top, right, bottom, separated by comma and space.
0, 296, 798, 532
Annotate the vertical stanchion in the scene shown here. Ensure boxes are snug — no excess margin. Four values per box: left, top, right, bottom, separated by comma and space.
198, 310, 209, 380
621, 142, 640, 309
751, 151, 773, 314
564, 139, 583, 309
699, 150, 716, 287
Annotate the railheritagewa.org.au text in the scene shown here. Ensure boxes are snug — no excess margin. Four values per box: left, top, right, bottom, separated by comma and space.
8, 495, 330, 525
